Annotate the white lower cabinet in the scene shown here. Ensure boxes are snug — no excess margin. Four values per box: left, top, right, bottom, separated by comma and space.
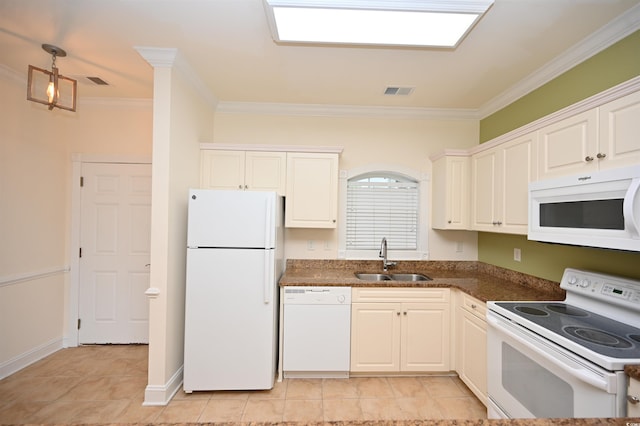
455, 291, 487, 406
350, 288, 450, 373
629, 376, 640, 417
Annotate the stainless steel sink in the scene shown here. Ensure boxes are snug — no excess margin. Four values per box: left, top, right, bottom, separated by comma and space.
355, 273, 391, 281
354, 272, 431, 281
388, 273, 432, 282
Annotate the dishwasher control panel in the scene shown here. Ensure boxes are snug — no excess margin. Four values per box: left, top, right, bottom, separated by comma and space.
283, 286, 351, 304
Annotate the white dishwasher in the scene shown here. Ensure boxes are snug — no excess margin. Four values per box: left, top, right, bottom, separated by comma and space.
283, 286, 351, 378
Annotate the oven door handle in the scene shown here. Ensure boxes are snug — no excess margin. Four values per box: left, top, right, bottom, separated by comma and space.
487, 314, 614, 393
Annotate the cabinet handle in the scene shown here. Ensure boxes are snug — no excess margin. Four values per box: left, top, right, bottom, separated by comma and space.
629, 395, 639, 404
597, 153, 607, 159
403, 311, 407, 315
448, 220, 452, 224
238, 184, 242, 189
245, 185, 248, 189
396, 312, 401, 316
471, 304, 477, 309
492, 221, 503, 226
585, 156, 594, 162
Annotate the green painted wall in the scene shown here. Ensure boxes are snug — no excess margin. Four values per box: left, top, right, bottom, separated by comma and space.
480, 30, 640, 142
477, 30, 640, 282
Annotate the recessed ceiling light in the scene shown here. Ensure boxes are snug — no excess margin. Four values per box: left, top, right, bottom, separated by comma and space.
263, 0, 494, 48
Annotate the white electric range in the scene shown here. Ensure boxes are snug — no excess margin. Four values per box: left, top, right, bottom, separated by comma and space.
487, 268, 640, 419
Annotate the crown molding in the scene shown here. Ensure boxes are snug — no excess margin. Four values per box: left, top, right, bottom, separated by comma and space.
79, 97, 152, 108
470, 75, 640, 155
199, 143, 344, 154
478, 3, 640, 118
215, 101, 479, 120
0, 63, 25, 85
134, 46, 219, 109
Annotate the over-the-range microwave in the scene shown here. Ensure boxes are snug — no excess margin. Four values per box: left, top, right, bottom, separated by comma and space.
528, 164, 640, 252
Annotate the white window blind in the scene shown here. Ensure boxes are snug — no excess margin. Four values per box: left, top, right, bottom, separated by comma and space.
346, 175, 418, 250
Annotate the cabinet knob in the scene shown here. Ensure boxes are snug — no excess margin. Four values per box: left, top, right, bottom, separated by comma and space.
628, 395, 639, 405
396, 312, 401, 316
471, 304, 477, 309
448, 220, 452, 224
585, 156, 594, 162
245, 185, 248, 189
238, 184, 242, 189
596, 152, 607, 159
403, 311, 407, 316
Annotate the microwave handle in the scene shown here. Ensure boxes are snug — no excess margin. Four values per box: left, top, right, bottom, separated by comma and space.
624, 177, 640, 238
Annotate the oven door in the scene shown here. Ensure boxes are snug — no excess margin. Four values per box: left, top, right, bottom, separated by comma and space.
487, 311, 625, 419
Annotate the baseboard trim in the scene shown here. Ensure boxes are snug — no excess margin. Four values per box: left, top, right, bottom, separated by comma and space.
0, 338, 63, 380
143, 365, 183, 406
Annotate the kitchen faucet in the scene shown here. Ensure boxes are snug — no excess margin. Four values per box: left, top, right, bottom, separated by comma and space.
379, 237, 396, 272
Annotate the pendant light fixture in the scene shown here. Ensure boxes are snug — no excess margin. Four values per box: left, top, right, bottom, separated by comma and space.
27, 44, 77, 112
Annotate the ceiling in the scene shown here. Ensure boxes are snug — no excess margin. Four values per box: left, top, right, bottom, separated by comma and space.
1, 0, 639, 117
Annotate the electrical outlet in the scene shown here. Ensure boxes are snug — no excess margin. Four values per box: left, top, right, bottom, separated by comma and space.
455, 241, 463, 253
307, 240, 315, 251
514, 248, 521, 262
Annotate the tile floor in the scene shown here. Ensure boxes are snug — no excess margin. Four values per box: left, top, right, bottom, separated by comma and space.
0, 345, 487, 424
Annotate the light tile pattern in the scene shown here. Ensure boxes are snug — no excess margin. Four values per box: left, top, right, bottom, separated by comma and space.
0, 346, 487, 423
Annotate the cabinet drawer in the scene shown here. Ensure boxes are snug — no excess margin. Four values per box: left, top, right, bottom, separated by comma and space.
352, 287, 449, 304
460, 293, 486, 320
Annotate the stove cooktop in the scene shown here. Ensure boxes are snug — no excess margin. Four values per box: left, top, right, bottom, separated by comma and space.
493, 301, 640, 360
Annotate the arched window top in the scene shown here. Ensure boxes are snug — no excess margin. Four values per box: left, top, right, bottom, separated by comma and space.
346, 171, 419, 251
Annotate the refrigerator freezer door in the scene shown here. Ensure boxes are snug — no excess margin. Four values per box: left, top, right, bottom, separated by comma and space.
187, 189, 278, 249
183, 248, 278, 391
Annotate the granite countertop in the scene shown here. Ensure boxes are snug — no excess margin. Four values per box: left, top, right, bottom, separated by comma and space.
279, 260, 566, 303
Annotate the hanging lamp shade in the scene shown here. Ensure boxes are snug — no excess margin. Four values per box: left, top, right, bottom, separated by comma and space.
27, 44, 77, 112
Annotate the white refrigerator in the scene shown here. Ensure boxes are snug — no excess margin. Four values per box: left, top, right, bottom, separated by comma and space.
183, 189, 284, 392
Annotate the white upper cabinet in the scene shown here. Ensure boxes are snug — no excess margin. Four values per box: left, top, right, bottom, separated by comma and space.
285, 152, 339, 228
431, 153, 470, 230
538, 90, 640, 180
470, 132, 536, 234
537, 109, 598, 180
598, 90, 640, 170
200, 150, 286, 195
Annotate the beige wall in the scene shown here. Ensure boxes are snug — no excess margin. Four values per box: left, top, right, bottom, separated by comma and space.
0, 72, 151, 376
213, 112, 480, 261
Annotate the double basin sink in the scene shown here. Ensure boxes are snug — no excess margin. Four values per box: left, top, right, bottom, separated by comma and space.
355, 272, 432, 282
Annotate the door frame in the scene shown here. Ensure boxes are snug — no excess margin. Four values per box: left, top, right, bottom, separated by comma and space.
67, 153, 152, 347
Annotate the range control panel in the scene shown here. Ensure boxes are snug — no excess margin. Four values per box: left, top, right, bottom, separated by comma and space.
561, 268, 640, 306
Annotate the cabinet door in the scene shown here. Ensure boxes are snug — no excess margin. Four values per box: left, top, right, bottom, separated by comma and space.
432, 155, 470, 230
350, 303, 401, 372
401, 302, 450, 372
470, 149, 499, 232
537, 109, 598, 179
458, 307, 487, 405
598, 90, 640, 170
498, 133, 536, 234
200, 150, 245, 190
285, 153, 338, 228
245, 151, 287, 195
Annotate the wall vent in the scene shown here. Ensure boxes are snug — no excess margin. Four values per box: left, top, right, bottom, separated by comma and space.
384, 86, 414, 96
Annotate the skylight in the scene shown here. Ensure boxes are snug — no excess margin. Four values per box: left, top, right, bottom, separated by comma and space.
264, 0, 494, 48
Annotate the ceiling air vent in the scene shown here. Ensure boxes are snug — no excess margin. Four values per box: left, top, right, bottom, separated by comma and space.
384, 86, 414, 96
86, 76, 109, 85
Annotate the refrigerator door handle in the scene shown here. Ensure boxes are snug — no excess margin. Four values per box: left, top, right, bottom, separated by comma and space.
265, 196, 273, 247
264, 250, 272, 304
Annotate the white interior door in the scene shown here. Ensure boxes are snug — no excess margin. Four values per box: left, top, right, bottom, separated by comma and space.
79, 162, 152, 344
